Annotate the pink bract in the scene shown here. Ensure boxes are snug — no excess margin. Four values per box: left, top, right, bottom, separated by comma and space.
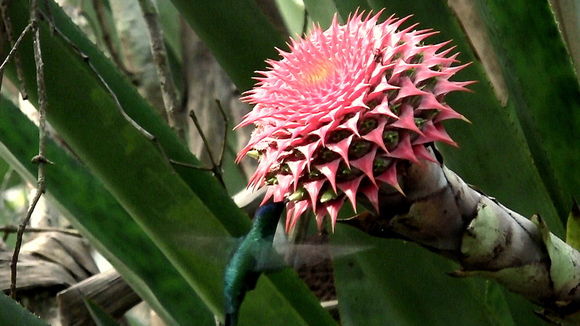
236, 11, 473, 232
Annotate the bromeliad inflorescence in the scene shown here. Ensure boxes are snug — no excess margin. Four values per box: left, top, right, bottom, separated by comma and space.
236, 11, 473, 232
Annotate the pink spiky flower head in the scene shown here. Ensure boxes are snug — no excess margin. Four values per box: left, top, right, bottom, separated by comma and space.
236, 12, 472, 232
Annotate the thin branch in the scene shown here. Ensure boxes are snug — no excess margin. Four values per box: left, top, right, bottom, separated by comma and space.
0, 224, 81, 237
0, 0, 28, 99
169, 159, 212, 171
137, 0, 180, 130
91, 0, 132, 78
10, 0, 49, 299
214, 99, 228, 168
0, 22, 33, 75
188, 110, 225, 187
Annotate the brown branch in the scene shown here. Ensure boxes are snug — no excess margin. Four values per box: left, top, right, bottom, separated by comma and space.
0, 0, 28, 99
188, 110, 225, 187
0, 22, 33, 74
10, 0, 49, 299
0, 225, 80, 237
137, 0, 180, 131
168, 159, 212, 171
91, 0, 132, 78
215, 99, 228, 168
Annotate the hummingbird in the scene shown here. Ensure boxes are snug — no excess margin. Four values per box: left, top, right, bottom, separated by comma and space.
223, 201, 285, 326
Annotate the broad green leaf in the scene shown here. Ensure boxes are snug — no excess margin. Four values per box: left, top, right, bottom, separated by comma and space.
472, 0, 580, 219
0, 292, 49, 326
333, 225, 516, 326
4, 1, 334, 325
333, 0, 371, 17
85, 300, 121, 326
566, 201, 580, 250
275, 0, 307, 36
0, 96, 213, 325
303, 0, 339, 28
169, 0, 286, 92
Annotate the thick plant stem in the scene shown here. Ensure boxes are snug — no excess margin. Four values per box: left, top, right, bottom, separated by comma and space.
346, 151, 580, 324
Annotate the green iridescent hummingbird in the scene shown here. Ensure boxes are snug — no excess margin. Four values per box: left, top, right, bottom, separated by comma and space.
223, 202, 285, 326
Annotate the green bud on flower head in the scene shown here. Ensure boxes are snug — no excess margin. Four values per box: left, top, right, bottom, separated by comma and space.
414, 118, 427, 129
349, 140, 372, 159
246, 149, 261, 159
320, 188, 338, 203
410, 52, 424, 64
266, 176, 278, 185
360, 118, 378, 135
373, 156, 392, 175
383, 130, 399, 147
288, 187, 306, 201
308, 168, 322, 179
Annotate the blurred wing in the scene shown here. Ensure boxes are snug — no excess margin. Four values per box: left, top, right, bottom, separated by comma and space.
177, 234, 242, 266
262, 241, 372, 270
177, 234, 372, 271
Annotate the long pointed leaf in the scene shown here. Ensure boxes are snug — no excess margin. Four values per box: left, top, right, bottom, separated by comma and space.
0, 96, 213, 325
0, 292, 49, 326
472, 0, 580, 217
303, 0, 339, 28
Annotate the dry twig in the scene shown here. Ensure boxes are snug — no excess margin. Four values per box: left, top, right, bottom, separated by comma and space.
188, 106, 226, 187
0, 0, 29, 98
10, 0, 50, 299
91, 0, 132, 78
0, 22, 33, 74
215, 99, 229, 169
137, 0, 180, 130
1, 225, 80, 237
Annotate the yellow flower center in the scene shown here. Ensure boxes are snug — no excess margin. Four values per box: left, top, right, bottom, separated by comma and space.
300, 62, 334, 86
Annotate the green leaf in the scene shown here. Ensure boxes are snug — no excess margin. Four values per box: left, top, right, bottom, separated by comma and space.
303, 0, 339, 28
333, 225, 516, 326
169, 0, 286, 92
566, 201, 580, 250
471, 0, 580, 219
274, 0, 307, 36
4, 1, 334, 325
84, 300, 121, 326
0, 292, 49, 326
0, 96, 213, 325
333, 0, 371, 18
